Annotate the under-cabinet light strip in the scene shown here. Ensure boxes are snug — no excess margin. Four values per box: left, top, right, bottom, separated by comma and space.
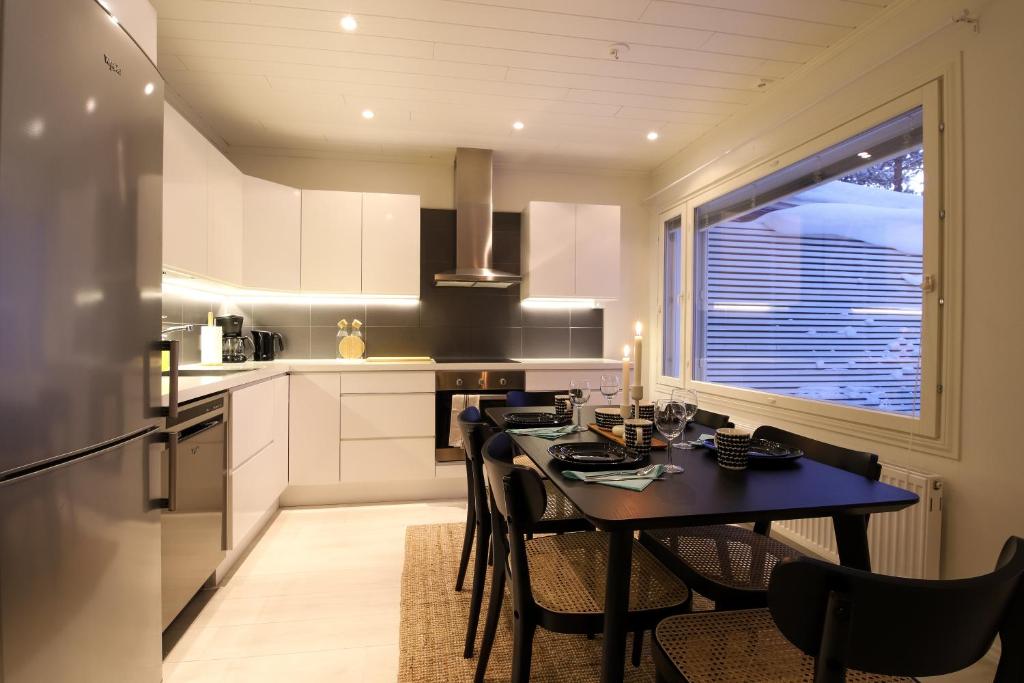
520, 298, 599, 310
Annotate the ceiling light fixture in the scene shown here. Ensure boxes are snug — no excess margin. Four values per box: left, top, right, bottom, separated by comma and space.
143, 82, 155, 96
340, 15, 358, 31
512, 120, 525, 130
646, 131, 659, 141
857, 151, 872, 159
361, 109, 375, 120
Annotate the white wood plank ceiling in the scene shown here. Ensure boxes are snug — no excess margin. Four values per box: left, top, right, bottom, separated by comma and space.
153, 0, 890, 171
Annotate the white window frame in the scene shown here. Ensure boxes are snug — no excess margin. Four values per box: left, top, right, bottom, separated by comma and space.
655, 79, 962, 457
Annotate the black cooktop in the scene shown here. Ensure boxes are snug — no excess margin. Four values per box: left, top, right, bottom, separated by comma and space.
434, 357, 519, 364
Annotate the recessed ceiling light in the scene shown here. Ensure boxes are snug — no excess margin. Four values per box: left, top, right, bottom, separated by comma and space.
646, 131, 659, 141
340, 15, 358, 31
143, 82, 155, 96
512, 121, 525, 130
857, 151, 872, 159
361, 109, 375, 120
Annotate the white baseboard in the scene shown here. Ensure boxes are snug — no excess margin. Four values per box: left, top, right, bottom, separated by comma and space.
281, 478, 466, 507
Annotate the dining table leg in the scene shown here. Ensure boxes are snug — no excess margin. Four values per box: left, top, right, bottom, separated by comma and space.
601, 528, 634, 683
832, 513, 871, 571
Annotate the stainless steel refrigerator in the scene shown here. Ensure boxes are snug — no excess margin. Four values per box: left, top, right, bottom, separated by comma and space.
0, 0, 165, 681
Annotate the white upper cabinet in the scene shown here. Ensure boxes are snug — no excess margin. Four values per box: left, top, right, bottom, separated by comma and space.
206, 147, 244, 284
362, 193, 420, 296
243, 176, 301, 290
521, 201, 620, 300
162, 104, 208, 276
573, 203, 620, 300
301, 190, 362, 293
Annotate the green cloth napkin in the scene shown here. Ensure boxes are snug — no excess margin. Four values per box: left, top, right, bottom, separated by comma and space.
562, 465, 666, 491
506, 425, 579, 440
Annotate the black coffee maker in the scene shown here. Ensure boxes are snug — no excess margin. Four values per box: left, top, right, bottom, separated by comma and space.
215, 315, 252, 363
251, 330, 284, 361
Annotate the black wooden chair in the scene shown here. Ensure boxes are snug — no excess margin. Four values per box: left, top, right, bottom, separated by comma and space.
456, 413, 590, 659
691, 408, 732, 430
474, 431, 691, 682
505, 390, 555, 407
641, 426, 880, 609
653, 536, 1024, 683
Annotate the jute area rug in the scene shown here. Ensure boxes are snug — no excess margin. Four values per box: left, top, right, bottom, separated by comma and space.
398, 522, 704, 682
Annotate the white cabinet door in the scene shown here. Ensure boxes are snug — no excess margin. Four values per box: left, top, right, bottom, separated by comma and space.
338, 371, 434, 395
288, 374, 341, 484
243, 176, 301, 290
339, 394, 434, 439
361, 193, 420, 296
230, 441, 280, 549
230, 380, 275, 470
162, 104, 209, 276
522, 201, 575, 299
301, 190, 362, 293
207, 148, 244, 284
339, 438, 434, 483
574, 204, 620, 300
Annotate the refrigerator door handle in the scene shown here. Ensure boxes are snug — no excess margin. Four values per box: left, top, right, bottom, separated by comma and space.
147, 432, 170, 511
167, 431, 180, 513
160, 339, 181, 420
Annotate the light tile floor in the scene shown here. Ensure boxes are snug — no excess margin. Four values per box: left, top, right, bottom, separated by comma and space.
163, 501, 998, 683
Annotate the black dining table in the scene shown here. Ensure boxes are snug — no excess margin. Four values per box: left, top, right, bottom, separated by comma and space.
487, 405, 920, 683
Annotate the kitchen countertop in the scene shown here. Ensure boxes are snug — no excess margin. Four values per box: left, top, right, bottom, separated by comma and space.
163, 358, 625, 404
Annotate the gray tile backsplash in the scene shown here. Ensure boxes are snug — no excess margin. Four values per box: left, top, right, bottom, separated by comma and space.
161, 209, 603, 361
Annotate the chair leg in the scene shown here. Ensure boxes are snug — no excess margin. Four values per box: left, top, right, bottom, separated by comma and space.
631, 630, 644, 667
487, 541, 493, 567
511, 614, 536, 683
463, 519, 490, 657
455, 502, 476, 592
473, 560, 505, 683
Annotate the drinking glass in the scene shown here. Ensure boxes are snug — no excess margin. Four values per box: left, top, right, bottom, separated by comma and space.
655, 398, 686, 463
599, 374, 620, 405
568, 379, 592, 431
673, 388, 699, 449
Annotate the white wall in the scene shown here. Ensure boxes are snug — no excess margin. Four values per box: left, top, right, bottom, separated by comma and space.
229, 149, 651, 356
646, 0, 1024, 580
106, 0, 157, 64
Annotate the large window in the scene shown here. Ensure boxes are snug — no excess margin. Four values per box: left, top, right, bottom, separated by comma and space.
692, 108, 925, 417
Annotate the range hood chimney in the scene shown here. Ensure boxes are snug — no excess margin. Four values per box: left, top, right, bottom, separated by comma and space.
434, 148, 521, 288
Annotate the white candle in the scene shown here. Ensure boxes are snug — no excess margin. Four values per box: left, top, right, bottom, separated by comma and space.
621, 344, 631, 395
632, 321, 643, 389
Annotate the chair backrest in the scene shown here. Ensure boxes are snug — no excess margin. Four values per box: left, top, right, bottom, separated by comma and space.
506, 390, 554, 408
752, 425, 881, 481
692, 408, 732, 429
481, 432, 550, 613
768, 536, 1024, 681
457, 408, 497, 519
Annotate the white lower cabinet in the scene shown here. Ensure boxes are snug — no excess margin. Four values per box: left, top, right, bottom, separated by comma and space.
227, 375, 288, 552
340, 437, 434, 483
289, 373, 341, 484
525, 370, 608, 405
339, 393, 434, 440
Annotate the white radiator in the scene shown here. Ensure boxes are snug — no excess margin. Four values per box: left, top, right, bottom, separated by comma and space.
772, 463, 943, 579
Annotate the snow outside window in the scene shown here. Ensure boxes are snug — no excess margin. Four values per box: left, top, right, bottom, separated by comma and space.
693, 108, 924, 417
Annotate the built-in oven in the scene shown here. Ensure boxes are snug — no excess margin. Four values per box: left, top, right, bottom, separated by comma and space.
435, 369, 525, 463
159, 393, 228, 630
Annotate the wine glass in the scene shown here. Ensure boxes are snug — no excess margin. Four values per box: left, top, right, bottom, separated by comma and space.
599, 374, 620, 405
673, 388, 699, 450
568, 379, 592, 432
655, 398, 686, 464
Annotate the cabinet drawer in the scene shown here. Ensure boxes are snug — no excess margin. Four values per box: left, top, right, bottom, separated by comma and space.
340, 393, 434, 439
340, 438, 434, 483
525, 370, 608, 405
230, 380, 275, 469
229, 442, 283, 549
289, 374, 341, 485
339, 371, 434, 395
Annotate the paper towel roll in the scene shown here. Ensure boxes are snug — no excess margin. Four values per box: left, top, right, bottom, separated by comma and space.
200, 326, 223, 365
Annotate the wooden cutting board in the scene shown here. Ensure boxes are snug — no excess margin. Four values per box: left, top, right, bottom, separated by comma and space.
588, 423, 668, 449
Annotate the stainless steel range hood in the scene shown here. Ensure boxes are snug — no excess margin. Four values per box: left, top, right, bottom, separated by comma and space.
434, 148, 521, 288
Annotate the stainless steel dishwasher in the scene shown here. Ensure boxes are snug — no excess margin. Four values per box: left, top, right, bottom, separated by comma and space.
159, 393, 228, 630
